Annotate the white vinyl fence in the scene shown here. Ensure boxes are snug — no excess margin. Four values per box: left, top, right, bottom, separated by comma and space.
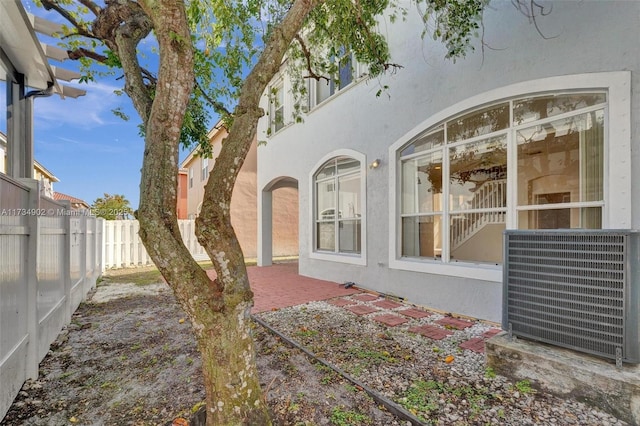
0, 175, 103, 421
102, 220, 208, 269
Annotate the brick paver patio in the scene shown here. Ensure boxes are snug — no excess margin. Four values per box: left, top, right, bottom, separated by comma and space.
373, 314, 409, 327
408, 324, 453, 340
459, 337, 486, 353
230, 262, 499, 355
327, 298, 357, 307
373, 300, 403, 309
352, 294, 380, 302
346, 305, 379, 316
436, 316, 474, 330
483, 328, 502, 338
398, 308, 432, 319
205, 262, 360, 313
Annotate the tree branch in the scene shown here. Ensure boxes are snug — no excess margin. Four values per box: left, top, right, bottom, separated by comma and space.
511, 0, 558, 40
195, 79, 232, 118
41, 0, 94, 38
199, 0, 325, 297
67, 47, 107, 62
91, 0, 154, 120
294, 35, 329, 82
78, 0, 101, 17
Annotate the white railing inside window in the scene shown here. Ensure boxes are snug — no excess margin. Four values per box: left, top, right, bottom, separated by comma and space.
450, 179, 506, 249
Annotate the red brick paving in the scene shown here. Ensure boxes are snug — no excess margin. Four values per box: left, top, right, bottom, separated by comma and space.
207, 262, 501, 355
398, 308, 432, 319
373, 300, 403, 309
352, 294, 380, 302
408, 324, 453, 340
327, 298, 357, 307
205, 263, 360, 313
460, 337, 486, 353
345, 305, 379, 316
436, 317, 474, 330
373, 314, 409, 327
483, 328, 502, 338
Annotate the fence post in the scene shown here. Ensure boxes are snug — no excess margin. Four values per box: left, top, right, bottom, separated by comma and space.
80, 215, 87, 297
123, 220, 131, 268
101, 219, 107, 271
19, 179, 40, 380
87, 217, 95, 288
98, 218, 104, 274
62, 207, 72, 324
132, 220, 139, 267
114, 220, 122, 268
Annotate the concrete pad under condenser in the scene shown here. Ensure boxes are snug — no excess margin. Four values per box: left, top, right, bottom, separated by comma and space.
485, 333, 640, 425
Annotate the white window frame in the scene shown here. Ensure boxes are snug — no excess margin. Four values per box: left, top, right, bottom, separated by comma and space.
268, 78, 286, 135
201, 157, 209, 181
188, 167, 193, 188
309, 149, 367, 265
307, 52, 366, 110
388, 72, 631, 282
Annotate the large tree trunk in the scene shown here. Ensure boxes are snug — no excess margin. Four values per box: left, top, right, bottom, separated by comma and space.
128, 0, 319, 424
193, 1, 322, 425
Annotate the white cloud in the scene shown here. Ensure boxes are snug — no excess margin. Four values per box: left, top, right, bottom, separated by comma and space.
42, 136, 130, 154
34, 80, 130, 130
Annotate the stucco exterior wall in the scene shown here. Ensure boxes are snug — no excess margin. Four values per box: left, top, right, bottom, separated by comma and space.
184, 133, 298, 259
272, 187, 299, 256
257, 0, 640, 323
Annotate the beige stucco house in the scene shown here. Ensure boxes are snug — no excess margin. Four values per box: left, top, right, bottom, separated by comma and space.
1, 131, 58, 198
180, 123, 298, 259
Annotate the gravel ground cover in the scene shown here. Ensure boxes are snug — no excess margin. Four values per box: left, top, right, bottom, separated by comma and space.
0, 282, 401, 426
1, 278, 628, 425
256, 296, 628, 426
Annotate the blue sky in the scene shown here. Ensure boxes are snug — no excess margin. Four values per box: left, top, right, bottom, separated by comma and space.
1, 77, 148, 208
3, 0, 270, 209
1, 1, 202, 209
24, 80, 146, 208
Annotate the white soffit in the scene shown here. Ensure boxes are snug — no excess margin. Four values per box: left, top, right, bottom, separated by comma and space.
55, 85, 86, 99
50, 66, 80, 82
0, 0, 58, 91
0, 1, 85, 98
40, 42, 69, 62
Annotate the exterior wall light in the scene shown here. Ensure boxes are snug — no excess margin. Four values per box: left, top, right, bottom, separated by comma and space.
369, 159, 381, 169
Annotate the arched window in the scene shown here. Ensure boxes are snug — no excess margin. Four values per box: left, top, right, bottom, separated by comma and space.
399, 92, 606, 265
313, 156, 362, 255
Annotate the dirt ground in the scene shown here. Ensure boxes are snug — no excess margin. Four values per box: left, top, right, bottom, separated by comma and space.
0, 280, 401, 426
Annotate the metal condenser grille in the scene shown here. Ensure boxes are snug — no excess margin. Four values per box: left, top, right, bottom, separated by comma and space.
503, 230, 638, 363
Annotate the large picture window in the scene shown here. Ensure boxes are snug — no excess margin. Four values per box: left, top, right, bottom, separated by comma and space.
314, 156, 362, 254
399, 92, 606, 265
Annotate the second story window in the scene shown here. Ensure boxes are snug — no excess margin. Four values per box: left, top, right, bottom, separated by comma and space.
269, 81, 285, 135
312, 49, 355, 107
189, 167, 193, 188
201, 158, 209, 181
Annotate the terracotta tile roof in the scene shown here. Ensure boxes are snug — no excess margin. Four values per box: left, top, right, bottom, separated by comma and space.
53, 192, 90, 208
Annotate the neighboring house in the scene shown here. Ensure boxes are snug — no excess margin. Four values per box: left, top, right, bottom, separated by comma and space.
180, 123, 298, 259
33, 160, 59, 199
0, 131, 5, 174
53, 192, 90, 211
256, 0, 639, 323
176, 169, 188, 219
1, 131, 59, 198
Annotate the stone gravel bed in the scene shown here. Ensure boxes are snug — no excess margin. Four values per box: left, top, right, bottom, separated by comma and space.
256, 296, 627, 426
